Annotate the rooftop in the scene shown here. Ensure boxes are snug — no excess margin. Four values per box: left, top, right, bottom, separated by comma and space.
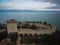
7, 19, 17, 23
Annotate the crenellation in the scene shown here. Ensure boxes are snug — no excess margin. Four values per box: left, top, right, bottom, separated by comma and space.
6, 19, 56, 35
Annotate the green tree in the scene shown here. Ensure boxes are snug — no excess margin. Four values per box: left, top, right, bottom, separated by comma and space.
22, 23, 30, 28
0, 23, 2, 29
39, 21, 42, 24
43, 22, 47, 25
30, 24, 37, 29
0, 23, 6, 29
18, 21, 21, 24
0, 23, 1, 26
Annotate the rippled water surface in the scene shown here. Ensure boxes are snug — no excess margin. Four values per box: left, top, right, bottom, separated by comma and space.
0, 11, 60, 30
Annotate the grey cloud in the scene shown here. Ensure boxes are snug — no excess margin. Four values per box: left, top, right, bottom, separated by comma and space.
33, 0, 60, 5
33, 0, 60, 9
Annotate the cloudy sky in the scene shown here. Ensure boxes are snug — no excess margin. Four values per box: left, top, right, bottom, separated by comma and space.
0, 0, 60, 10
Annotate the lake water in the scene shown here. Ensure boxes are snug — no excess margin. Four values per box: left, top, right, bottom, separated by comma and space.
0, 11, 60, 30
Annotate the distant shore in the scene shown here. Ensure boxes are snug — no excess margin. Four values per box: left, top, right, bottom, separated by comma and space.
0, 10, 60, 12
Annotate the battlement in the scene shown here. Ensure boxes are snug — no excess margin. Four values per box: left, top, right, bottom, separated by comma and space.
7, 19, 56, 35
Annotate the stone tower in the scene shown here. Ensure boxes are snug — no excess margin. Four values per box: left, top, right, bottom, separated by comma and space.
7, 19, 17, 34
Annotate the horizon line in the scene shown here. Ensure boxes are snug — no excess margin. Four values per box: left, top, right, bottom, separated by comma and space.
0, 9, 60, 12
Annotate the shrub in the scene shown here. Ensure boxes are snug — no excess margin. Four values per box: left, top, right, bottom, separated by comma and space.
8, 32, 18, 42
30, 24, 38, 29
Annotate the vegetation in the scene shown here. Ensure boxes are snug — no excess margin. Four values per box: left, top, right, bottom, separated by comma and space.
20, 30, 60, 45
20, 23, 38, 29
48, 23, 51, 26
0, 31, 7, 41
43, 22, 47, 25
0, 23, 6, 29
22, 23, 30, 28
30, 24, 38, 29
8, 32, 18, 42
18, 21, 21, 24
0, 21, 51, 30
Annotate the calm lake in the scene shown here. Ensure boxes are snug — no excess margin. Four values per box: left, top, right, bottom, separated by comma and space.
0, 11, 60, 30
